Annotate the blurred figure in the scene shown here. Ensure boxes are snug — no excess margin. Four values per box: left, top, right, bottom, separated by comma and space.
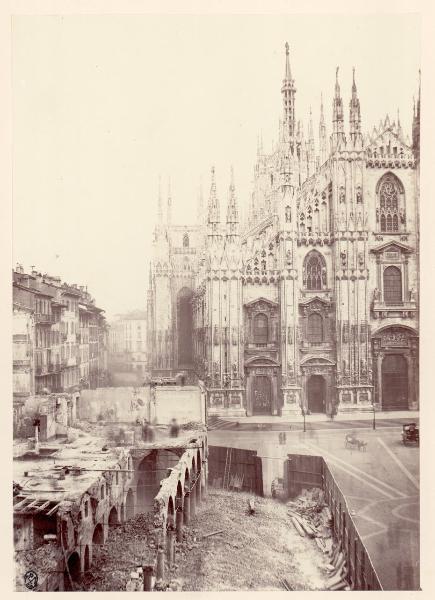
142, 418, 155, 443
169, 418, 180, 438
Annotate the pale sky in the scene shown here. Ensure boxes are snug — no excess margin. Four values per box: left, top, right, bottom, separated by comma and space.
12, 14, 420, 319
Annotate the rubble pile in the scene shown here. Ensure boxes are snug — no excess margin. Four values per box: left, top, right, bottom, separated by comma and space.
180, 421, 206, 432
15, 542, 60, 590
287, 488, 351, 591
81, 513, 157, 591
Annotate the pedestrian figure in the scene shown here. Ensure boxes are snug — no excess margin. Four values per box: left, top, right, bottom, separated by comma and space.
169, 418, 180, 438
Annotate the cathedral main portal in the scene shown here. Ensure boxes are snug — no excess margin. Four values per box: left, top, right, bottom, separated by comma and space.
252, 376, 272, 415
307, 375, 326, 413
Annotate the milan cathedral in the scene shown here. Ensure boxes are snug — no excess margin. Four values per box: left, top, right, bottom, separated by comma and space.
147, 43, 420, 418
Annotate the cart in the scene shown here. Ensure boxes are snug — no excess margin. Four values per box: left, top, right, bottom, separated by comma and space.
401, 423, 419, 446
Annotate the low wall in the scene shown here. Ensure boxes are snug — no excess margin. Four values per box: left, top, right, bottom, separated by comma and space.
283, 454, 382, 590
80, 386, 205, 425
153, 386, 205, 425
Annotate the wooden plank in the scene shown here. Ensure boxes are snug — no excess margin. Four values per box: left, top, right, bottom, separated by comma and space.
35, 500, 51, 513
13, 497, 32, 510
46, 503, 61, 516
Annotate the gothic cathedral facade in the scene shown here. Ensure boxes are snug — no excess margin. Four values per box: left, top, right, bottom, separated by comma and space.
147, 44, 420, 418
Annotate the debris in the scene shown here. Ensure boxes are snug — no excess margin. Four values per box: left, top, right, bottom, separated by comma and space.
202, 529, 224, 539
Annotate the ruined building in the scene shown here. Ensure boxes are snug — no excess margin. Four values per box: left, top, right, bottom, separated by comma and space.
147, 44, 420, 418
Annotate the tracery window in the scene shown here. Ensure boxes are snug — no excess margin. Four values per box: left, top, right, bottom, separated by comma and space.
383, 266, 402, 304
377, 174, 405, 233
254, 313, 268, 344
304, 251, 326, 290
307, 313, 323, 343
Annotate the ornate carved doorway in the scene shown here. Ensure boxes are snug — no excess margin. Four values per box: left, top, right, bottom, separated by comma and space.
307, 375, 326, 413
382, 354, 408, 410
252, 376, 272, 415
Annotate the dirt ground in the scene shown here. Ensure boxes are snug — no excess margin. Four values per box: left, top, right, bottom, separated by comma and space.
173, 489, 330, 591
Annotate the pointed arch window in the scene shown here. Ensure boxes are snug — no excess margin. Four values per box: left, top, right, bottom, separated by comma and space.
383, 266, 402, 304
377, 173, 405, 233
304, 251, 326, 290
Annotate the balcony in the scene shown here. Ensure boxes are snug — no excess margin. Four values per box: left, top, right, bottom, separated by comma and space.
35, 313, 55, 325
372, 300, 417, 320
13, 358, 30, 367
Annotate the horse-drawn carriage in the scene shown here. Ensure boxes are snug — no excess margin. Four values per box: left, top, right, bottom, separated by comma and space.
344, 432, 367, 451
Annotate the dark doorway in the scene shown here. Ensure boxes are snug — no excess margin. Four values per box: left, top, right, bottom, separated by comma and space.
382, 354, 408, 410
136, 452, 159, 514
108, 506, 119, 527
177, 288, 193, 367
83, 545, 90, 572
64, 551, 81, 591
252, 376, 272, 415
92, 523, 104, 563
307, 375, 326, 413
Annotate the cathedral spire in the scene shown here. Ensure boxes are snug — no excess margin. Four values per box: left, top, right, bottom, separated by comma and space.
308, 106, 316, 174
349, 67, 362, 145
207, 166, 221, 239
226, 166, 239, 240
332, 67, 345, 148
167, 177, 172, 227
281, 42, 296, 140
319, 92, 328, 164
412, 70, 421, 161
157, 176, 163, 223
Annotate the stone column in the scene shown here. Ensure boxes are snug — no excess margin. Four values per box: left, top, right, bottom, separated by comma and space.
190, 484, 196, 518
166, 527, 175, 567
183, 492, 190, 525
201, 466, 208, 501
175, 508, 183, 543
196, 475, 201, 506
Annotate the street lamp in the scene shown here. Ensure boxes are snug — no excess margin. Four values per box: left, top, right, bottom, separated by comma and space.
301, 407, 306, 432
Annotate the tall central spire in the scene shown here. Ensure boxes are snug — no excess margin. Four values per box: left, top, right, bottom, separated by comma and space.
349, 67, 362, 144
207, 166, 221, 240
281, 42, 296, 140
332, 67, 345, 148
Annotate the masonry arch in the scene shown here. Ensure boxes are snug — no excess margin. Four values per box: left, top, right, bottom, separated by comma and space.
167, 496, 175, 529
137, 451, 159, 514
64, 551, 81, 591
108, 506, 119, 527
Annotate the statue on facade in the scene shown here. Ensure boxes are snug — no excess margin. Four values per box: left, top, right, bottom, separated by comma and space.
340, 250, 347, 268
373, 288, 381, 302
339, 186, 346, 204
409, 287, 417, 302
356, 187, 363, 203
232, 362, 238, 379
358, 252, 364, 268
400, 209, 406, 225
286, 249, 292, 266
285, 205, 291, 223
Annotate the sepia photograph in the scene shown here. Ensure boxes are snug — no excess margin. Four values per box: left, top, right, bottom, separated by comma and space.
9, 5, 424, 593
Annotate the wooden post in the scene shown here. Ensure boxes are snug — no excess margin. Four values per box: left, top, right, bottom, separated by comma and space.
175, 508, 183, 543
143, 565, 154, 591
183, 492, 190, 525
156, 548, 165, 582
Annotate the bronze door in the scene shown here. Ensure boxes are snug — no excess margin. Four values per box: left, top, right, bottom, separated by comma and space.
253, 376, 272, 415
382, 354, 408, 410
307, 375, 326, 413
